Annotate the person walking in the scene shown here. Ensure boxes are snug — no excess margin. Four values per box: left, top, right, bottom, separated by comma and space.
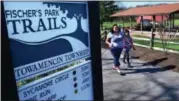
105, 24, 125, 75
123, 28, 136, 67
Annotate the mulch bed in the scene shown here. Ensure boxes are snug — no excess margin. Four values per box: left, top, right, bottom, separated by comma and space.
133, 46, 179, 73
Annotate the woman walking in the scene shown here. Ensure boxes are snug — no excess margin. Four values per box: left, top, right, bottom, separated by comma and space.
123, 29, 136, 67
105, 24, 125, 75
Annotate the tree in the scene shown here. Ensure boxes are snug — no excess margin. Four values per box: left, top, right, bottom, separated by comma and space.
43, 2, 86, 30
100, 1, 108, 29
99, 1, 120, 29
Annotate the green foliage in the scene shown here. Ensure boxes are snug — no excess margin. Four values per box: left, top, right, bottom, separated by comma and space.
99, 1, 119, 27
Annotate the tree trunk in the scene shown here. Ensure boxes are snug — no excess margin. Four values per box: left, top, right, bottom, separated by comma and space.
75, 15, 83, 31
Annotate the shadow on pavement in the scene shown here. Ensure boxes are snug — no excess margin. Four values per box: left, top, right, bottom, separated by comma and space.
104, 72, 179, 100
129, 57, 169, 68
142, 58, 168, 66
121, 65, 176, 74
102, 57, 139, 61
162, 65, 176, 70
102, 58, 113, 60
131, 56, 140, 59
131, 62, 145, 64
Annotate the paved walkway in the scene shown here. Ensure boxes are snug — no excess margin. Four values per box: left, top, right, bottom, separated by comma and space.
102, 48, 179, 100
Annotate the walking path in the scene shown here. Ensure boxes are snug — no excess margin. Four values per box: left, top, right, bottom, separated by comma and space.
102, 48, 179, 100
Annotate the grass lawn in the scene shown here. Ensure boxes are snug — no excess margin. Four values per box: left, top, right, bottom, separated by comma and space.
132, 34, 179, 43
133, 39, 150, 46
175, 19, 179, 26
154, 42, 179, 51
103, 21, 137, 29
133, 39, 179, 51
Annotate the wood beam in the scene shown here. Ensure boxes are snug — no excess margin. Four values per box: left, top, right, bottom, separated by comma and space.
152, 15, 156, 28
140, 16, 143, 34
161, 15, 164, 28
122, 17, 124, 28
172, 13, 175, 28
169, 14, 172, 32
130, 16, 132, 30
150, 15, 156, 49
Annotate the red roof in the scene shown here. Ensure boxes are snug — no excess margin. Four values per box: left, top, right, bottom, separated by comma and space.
111, 3, 179, 17
136, 15, 169, 23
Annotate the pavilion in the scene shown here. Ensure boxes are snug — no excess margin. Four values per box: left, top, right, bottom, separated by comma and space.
111, 3, 179, 32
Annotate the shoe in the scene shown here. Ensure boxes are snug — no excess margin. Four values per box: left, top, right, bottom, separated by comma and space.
120, 72, 126, 76
112, 65, 117, 70
116, 69, 121, 73
117, 69, 125, 75
115, 66, 126, 75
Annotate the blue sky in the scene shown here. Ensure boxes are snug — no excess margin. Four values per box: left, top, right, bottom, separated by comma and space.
115, 1, 179, 8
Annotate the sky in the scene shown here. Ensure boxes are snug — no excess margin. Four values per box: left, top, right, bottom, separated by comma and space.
115, 1, 179, 8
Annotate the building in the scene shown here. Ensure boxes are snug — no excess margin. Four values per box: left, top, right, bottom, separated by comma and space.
136, 15, 169, 24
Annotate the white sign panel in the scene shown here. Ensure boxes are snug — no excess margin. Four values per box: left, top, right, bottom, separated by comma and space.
18, 60, 93, 100
4, 1, 91, 82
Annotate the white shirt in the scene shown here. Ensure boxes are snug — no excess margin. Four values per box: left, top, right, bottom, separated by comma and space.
107, 32, 124, 48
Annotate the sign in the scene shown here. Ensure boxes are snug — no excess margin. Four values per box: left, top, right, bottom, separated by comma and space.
2, 1, 103, 100
18, 60, 93, 100
4, 1, 91, 82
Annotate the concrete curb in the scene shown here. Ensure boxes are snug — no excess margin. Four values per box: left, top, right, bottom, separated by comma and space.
134, 43, 179, 54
